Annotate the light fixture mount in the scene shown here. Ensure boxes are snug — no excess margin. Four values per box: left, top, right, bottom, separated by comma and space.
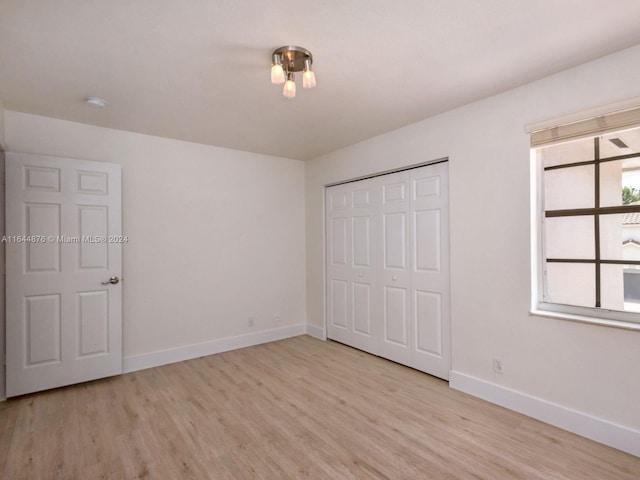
84, 96, 107, 109
272, 45, 313, 72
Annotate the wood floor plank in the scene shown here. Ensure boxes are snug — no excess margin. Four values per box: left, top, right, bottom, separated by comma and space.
0, 335, 638, 479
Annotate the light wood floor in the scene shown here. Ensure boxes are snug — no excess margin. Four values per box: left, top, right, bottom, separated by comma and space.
0, 336, 638, 479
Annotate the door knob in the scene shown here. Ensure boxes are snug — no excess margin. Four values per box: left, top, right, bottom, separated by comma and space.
101, 276, 120, 285
392, 276, 397, 281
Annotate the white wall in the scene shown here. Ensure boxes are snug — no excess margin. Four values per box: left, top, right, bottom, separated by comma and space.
306, 43, 640, 435
4, 112, 306, 369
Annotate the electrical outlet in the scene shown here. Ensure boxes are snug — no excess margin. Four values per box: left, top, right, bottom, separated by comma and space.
493, 358, 504, 374
248, 317, 255, 327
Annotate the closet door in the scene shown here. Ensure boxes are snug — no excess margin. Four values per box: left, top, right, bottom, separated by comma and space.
410, 163, 450, 379
326, 179, 379, 355
326, 162, 450, 380
378, 170, 412, 365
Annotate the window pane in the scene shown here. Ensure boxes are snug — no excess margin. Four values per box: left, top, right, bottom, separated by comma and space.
540, 137, 593, 169
622, 266, 640, 313
600, 158, 640, 207
623, 214, 640, 260
545, 216, 594, 259
545, 262, 594, 308
600, 213, 625, 260
544, 165, 594, 210
600, 161, 623, 207
600, 264, 626, 312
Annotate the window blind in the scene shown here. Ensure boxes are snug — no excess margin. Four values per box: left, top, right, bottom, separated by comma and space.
530, 106, 640, 147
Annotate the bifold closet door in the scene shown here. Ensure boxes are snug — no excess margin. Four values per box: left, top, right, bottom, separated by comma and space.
326, 162, 450, 380
409, 163, 450, 380
378, 170, 412, 365
326, 178, 380, 356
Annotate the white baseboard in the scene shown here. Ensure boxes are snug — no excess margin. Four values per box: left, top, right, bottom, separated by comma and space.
123, 323, 306, 373
306, 323, 326, 340
450, 371, 640, 457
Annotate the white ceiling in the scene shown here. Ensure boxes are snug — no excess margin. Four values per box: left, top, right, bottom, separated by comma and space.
2, 1, 640, 160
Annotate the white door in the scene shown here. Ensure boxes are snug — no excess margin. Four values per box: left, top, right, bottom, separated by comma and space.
326, 162, 450, 380
379, 170, 412, 365
409, 163, 450, 379
6, 153, 123, 397
326, 179, 380, 355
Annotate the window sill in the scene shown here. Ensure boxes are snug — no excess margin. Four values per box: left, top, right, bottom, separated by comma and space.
529, 308, 640, 331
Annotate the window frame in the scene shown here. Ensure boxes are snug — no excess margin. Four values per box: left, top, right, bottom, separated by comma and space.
531, 131, 640, 330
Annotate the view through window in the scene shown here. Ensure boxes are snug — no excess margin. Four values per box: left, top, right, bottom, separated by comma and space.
535, 124, 640, 318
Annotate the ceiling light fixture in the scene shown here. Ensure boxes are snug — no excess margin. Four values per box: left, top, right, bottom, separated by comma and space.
270, 46, 316, 99
84, 96, 107, 109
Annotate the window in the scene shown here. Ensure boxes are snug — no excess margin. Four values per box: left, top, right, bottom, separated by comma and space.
532, 106, 640, 326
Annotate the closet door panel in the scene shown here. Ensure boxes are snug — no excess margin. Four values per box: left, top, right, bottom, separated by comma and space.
410, 163, 451, 380
378, 171, 412, 365
326, 185, 352, 346
326, 179, 379, 355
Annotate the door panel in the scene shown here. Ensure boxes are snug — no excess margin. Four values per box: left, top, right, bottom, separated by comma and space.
410, 163, 450, 379
414, 175, 441, 198
383, 182, 406, 203
326, 184, 352, 347
352, 216, 370, 267
77, 170, 108, 194
25, 294, 61, 365
378, 170, 412, 364
350, 181, 379, 353
26, 203, 61, 272
6, 152, 122, 397
415, 210, 441, 272
330, 279, 348, 328
78, 206, 109, 269
383, 213, 407, 269
78, 290, 109, 356
330, 190, 348, 211
326, 179, 379, 354
415, 290, 442, 356
352, 188, 370, 207
331, 217, 348, 265
352, 282, 371, 335
24, 165, 60, 191
384, 286, 408, 345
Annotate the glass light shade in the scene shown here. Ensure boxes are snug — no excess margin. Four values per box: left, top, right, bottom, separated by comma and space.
302, 69, 316, 88
283, 79, 296, 99
271, 64, 285, 84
